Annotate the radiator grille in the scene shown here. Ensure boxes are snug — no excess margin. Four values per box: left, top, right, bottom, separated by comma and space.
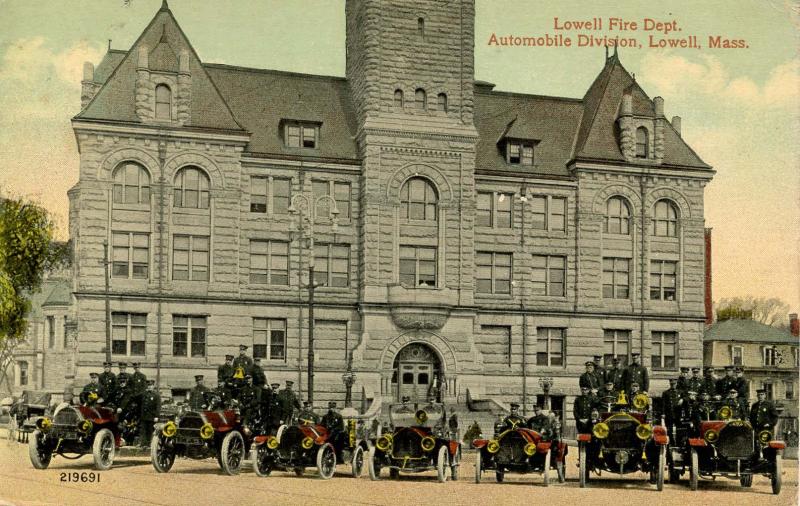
717, 424, 754, 459
54, 407, 81, 427
496, 432, 528, 464
393, 430, 423, 459
604, 419, 639, 449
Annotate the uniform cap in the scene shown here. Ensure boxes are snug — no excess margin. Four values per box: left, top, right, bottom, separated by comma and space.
103, 361, 112, 367
724, 365, 735, 370
631, 352, 641, 357
580, 385, 590, 391
680, 367, 689, 372
90, 372, 99, 378
239, 344, 248, 350
401, 396, 410, 402
118, 362, 128, 367
254, 357, 261, 363
605, 381, 614, 386
510, 402, 520, 408
584, 361, 595, 367
328, 401, 337, 408
593, 355, 602, 360
728, 388, 738, 394
270, 382, 280, 388
225, 354, 234, 360
147, 380, 156, 386
195, 375, 204, 381
630, 381, 639, 387
302, 400, 311, 406
611, 357, 620, 363
285, 380, 294, 386
245, 374, 253, 379
692, 367, 701, 372
132, 362, 141, 367
756, 389, 767, 394
687, 390, 698, 395
703, 366, 714, 372
734, 367, 743, 372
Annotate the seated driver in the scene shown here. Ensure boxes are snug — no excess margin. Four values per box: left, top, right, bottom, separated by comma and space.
395, 395, 413, 414
320, 401, 346, 454
526, 405, 552, 437
297, 401, 319, 425
501, 402, 526, 430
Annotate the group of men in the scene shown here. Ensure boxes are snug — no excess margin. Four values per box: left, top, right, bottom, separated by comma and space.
79, 361, 160, 446
578, 352, 650, 398
499, 402, 558, 438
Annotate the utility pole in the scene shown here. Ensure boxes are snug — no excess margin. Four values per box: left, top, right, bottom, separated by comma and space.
102, 240, 111, 362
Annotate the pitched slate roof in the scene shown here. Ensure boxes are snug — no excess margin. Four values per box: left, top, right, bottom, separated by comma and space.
41, 280, 72, 307
704, 319, 799, 345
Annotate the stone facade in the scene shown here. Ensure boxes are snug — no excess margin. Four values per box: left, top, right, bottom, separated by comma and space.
68, 0, 714, 419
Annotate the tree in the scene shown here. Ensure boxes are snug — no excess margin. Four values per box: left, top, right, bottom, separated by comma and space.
0, 197, 68, 393
715, 296, 791, 327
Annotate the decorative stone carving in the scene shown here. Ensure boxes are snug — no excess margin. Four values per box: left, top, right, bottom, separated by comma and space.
390, 308, 450, 329
387, 284, 453, 329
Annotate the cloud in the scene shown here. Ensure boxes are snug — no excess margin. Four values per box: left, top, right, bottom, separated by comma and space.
639, 52, 800, 109
0, 36, 103, 87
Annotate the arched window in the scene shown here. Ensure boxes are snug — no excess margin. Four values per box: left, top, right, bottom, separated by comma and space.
605, 196, 631, 235
636, 127, 648, 158
653, 199, 678, 237
112, 162, 150, 205
418, 17, 425, 39
437, 93, 448, 113
174, 166, 210, 209
155, 84, 172, 120
400, 177, 438, 221
394, 89, 404, 109
415, 88, 427, 110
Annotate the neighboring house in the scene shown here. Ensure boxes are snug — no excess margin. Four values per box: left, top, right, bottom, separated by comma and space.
704, 314, 800, 441
67, 1, 713, 415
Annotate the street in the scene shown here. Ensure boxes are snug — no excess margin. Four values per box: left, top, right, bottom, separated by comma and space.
0, 432, 797, 506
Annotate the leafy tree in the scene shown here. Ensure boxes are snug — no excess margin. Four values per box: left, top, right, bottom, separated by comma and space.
0, 197, 68, 393
715, 296, 791, 327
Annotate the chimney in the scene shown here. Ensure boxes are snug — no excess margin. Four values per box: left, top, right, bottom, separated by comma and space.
653, 96, 664, 117
790, 313, 799, 337
80, 62, 99, 109
672, 116, 681, 137
704, 228, 713, 326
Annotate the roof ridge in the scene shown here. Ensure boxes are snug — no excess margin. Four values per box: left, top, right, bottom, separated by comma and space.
575, 57, 619, 155
204, 62, 347, 82
476, 88, 583, 103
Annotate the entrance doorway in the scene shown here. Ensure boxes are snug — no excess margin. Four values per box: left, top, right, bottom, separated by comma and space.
392, 343, 441, 402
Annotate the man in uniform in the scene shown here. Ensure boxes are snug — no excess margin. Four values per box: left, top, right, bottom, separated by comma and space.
233, 345, 253, 376
661, 378, 683, 432
297, 400, 318, 425
239, 374, 262, 427
605, 357, 625, 392
188, 375, 210, 411
130, 362, 147, 396
734, 367, 749, 415
598, 381, 619, 410
277, 380, 301, 424
686, 367, 704, 395
113, 376, 136, 419
501, 402, 525, 430
696, 391, 716, 422
623, 352, 649, 393
719, 388, 743, 419
592, 355, 606, 388
579, 361, 600, 395
676, 367, 690, 394
266, 382, 282, 432
700, 367, 717, 396
321, 401, 346, 454
80, 373, 106, 406
139, 380, 161, 448
681, 390, 701, 432
117, 363, 131, 389
749, 389, 779, 432
526, 405, 552, 437
249, 357, 267, 388
716, 366, 737, 397
573, 385, 595, 434
218, 354, 235, 399
99, 362, 118, 405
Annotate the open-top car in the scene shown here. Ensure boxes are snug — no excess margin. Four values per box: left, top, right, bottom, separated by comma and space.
28, 403, 137, 470
13, 391, 52, 443
367, 401, 461, 483
150, 406, 254, 475
686, 409, 784, 494
577, 393, 669, 490
472, 419, 567, 485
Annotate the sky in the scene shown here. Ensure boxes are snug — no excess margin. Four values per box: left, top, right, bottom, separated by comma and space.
0, 0, 797, 314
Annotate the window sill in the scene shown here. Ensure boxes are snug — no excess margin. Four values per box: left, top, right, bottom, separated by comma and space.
172, 207, 210, 215
112, 203, 151, 212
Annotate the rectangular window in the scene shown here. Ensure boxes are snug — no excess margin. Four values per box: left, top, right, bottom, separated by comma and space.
399, 245, 437, 288
250, 176, 268, 213
172, 316, 206, 358
250, 176, 291, 214
602, 257, 630, 299
763, 346, 777, 366
529, 196, 566, 231
731, 345, 743, 366
250, 240, 289, 285
47, 315, 55, 348
476, 192, 513, 228
314, 243, 350, 288
173, 235, 209, 281
603, 329, 631, 366
763, 382, 774, 400
112, 232, 149, 279
650, 260, 677, 301
63, 316, 68, 349
506, 140, 534, 165
19, 361, 28, 386
313, 180, 351, 220
531, 255, 565, 296
536, 327, 565, 367
793, 347, 798, 367
786, 381, 795, 400
482, 325, 512, 367
651, 331, 677, 370
253, 318, 286, 361
284, 121, 318, 149
476, 252, 512, 294
112, 312, 147, 356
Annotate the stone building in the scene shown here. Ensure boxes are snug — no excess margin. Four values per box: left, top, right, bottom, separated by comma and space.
68, 0, 713, 420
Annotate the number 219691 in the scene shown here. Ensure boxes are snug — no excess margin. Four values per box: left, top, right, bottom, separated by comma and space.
59, 471, 100, 483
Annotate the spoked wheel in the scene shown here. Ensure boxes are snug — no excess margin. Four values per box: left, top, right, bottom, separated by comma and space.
656, 445, 665, 491
220, 430, 245, 475
450, 445, 460, 481
28, 430, 52, 469
316, 443, 337, 480
367, 446, 381, 481
579, 443, 588, 488
739, 474, 753, 487
351, 445, 364, 478
542, 448, 551, 487
771, 452, 782, 495
474, 450, 482, 484
689, 448, 699, 491
436, 445, 449, 483
253, 444, 273, 477
150, 434, 175, 473
92, 428, 115, 471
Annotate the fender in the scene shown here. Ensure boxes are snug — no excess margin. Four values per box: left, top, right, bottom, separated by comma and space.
577, 433, 592, 443
768, 440, 785, 450
536, 441, 551, 453
472, 439, 488, 449
688, 438, 706, 447
448, 440, 460, 456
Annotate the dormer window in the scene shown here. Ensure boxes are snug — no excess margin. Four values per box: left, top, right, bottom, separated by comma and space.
636, 127, 649, 158
284, 121, 319, 149
506, 140, 534, 165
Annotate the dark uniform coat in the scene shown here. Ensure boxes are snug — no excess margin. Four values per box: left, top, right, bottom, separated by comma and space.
500, 413, 526, 430
676, 376, 690, 394
592, 365, 606, 389
277, 389, 301, 423
249, 364, 267, 388
696, 400, 716, 423
716, 376, 737, 396
749, 400, 779, 429
139, 389, 161, 447
661, 387, 682, 425
526, 414, 552, 436
239, 385, 261, 416
233, 355, 254, 374
700, 376, 716, 396
117, 372, 131, 388
579, 372, 600, 392
598, 388, 619, 408
605, 367, 625, 391
217, 363, 234, 387
623, 364, 649, 393
267, 390, 282, 429
188, 385, 210, 411
131, 371, 147, 395
98, 371, 117, 401
80, 382, 106, 405
573, 394, 595, 434
321, 411, 344, 432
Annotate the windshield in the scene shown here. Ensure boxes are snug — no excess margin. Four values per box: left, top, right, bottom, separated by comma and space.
389, 402, 445, 429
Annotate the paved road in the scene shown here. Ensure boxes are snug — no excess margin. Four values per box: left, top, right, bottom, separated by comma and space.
0, 433, 796, 506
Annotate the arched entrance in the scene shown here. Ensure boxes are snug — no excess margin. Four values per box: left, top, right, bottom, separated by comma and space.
392, 343, 441, 402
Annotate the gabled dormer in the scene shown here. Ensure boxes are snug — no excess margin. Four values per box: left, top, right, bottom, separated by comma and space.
497, 117, 540, 167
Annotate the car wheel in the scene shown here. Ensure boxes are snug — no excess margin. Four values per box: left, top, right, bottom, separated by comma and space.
150, 434, 175, 473
253, 444, 272, 477
436, 445, 449, 483
92, 428, 115, 471
316, 443, 336, 480
689, 448, 699, 491
450, 444, 460, 481
474, 450, 482, 484
579, 442, 588, 488
771, 452, 782, 495
656, 445, 665, 491
367, 446, 380, 481
28, 430, 52, 469
351, 445, 364, 478
739, 474, 752, 487
220, 430, 245, 475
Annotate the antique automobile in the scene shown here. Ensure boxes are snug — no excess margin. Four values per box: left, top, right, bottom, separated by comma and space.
367, 401, 461, 483
472, 417, 567, 485
577, 393, 669, 490
252, 416, 368, 480
150, 404, 253, 475
28, 403, 137, 470
686, 407, 784, 494
14, 390, 52, 443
